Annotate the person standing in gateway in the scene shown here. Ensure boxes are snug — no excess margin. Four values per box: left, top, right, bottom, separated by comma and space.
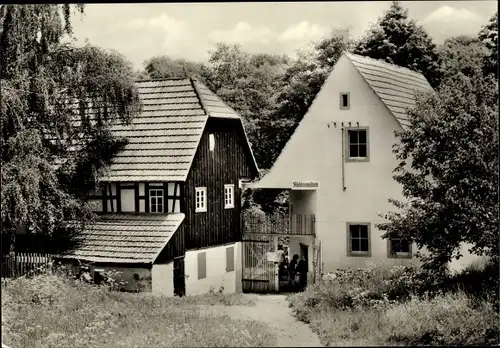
276, 245, 286, 279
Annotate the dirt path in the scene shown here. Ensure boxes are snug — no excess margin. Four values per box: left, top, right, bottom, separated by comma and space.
198, 294, 323, 347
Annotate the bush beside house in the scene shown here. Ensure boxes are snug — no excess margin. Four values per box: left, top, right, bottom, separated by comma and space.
288, 260, 499, 346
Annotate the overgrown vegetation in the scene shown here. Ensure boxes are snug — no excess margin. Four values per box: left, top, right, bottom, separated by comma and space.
288, 261, 499, 346
2, 273, 273, 348
377, 38, 499, 270
1, 5, 141, 253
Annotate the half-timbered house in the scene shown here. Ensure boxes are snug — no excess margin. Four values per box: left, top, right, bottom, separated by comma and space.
58, 78, 259, 296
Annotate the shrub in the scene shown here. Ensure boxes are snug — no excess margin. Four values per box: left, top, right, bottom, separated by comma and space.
289, 261, 452, 318
288, 262, 500, 346
385, 292, 499, 346
448, 258, 499, 310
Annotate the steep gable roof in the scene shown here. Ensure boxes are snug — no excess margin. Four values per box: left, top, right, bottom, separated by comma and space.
245, 52, 434, 190
102, 78, 258, 182
345, 53, 433, 128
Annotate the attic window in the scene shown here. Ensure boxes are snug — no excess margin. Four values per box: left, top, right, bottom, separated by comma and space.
209, 134, 215, 151
340, 92, 350, 109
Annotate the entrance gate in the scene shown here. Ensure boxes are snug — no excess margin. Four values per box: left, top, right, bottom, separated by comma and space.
241, 235, 277, 293
241, 213, 317, 293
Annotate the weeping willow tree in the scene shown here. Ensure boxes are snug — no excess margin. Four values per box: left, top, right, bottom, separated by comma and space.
0, 5, 141, 253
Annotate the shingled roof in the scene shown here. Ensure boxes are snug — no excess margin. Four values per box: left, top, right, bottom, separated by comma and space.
58, 214, 185, 264
345, 53, 433, 128
102, 78, 257, 182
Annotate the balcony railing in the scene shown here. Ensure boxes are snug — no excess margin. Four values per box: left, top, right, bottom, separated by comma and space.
242, 213, 315, 236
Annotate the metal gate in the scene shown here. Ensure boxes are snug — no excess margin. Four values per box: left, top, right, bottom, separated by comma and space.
173, 256, 185, 297
312, 239, 322, 283
242, 235, 277, 293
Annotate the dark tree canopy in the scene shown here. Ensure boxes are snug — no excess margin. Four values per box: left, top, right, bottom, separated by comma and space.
438, 35, 489, 79
478, 11, 498, 78
200, 43, 290, 169
1, 4, 140, 251
142, 55, 204, 79
353, 1, 442, 88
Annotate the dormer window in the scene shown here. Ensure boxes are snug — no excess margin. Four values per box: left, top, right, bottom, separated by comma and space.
340, 92, 350, 109
209, 134, 215, 151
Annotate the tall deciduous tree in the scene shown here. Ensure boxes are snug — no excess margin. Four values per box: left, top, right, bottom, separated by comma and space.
377, 68, 499, 269
0, 5, 140, 252
200, 43, 290, 168
142, 55, 204, 79
353, 1, 442, 88
478, 11, 498, 78
438, 35, 489, 79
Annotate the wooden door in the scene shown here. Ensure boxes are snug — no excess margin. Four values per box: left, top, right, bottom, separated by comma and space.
173, 256, 185, 297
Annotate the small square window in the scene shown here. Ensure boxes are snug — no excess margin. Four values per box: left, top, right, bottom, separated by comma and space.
195, 187, 207, 213
347, 223, 371, 257
340, 92, 350, 109
209, 134, 215, 151
149, 189, 164, 213
346, 128, 369, 162
387, 235, 412, 259
224, 184, 234, 209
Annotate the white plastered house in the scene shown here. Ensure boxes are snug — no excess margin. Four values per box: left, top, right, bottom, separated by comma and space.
246, 52, 483, 274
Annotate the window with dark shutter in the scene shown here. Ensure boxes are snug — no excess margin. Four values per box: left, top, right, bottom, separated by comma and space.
197, 252, 207, 279
226, 247, 235, 272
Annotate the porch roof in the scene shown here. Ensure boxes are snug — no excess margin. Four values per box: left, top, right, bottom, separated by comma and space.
56, 213, 184, 264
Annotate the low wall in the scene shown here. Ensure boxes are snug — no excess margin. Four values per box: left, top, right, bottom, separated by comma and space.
184, 242, 242, 296
57, 259, 152, 292
151, 262, 174, 296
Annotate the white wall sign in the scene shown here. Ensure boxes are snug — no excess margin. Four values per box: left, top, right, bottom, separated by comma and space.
292, 181, 319, 190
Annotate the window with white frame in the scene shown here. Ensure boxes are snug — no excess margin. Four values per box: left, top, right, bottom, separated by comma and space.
195, 187, 207, 212
347, 223, 370, 257
346, 128, 369, 161
149, 189, 164, 213
224, 184, 234, 209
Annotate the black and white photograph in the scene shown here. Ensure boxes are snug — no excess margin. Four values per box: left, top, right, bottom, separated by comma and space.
1, 1, 498, 347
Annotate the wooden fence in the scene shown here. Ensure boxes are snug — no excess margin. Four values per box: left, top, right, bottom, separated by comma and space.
242, 213, 315, 236
1, 253, 53, 279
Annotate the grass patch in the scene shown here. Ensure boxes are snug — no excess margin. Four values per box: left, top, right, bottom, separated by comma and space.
136, 292, 258, 306
288, 261, 499, 346
2, 274, 275, 348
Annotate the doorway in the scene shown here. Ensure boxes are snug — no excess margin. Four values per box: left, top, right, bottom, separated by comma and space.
299, 243, 309, 272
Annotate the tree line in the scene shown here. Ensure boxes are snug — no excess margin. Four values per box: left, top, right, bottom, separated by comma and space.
1, 2, 497, 269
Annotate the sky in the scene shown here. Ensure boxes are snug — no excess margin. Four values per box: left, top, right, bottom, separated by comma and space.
69, 1, 498, 70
